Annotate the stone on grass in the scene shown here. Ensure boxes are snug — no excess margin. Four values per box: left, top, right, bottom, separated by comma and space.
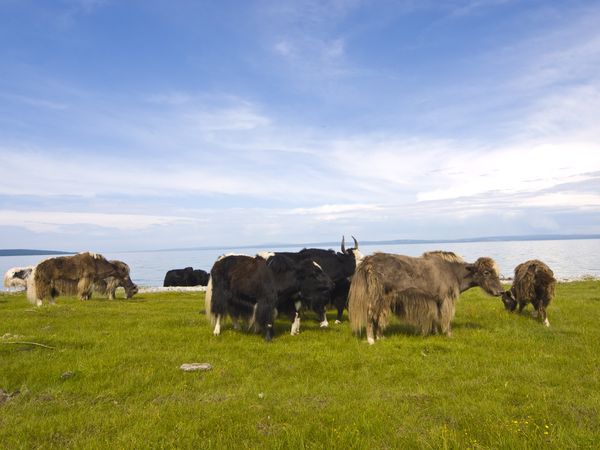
180, 363, 212, 372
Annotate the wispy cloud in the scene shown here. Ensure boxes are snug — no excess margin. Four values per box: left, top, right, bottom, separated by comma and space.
0, 210, 200, 233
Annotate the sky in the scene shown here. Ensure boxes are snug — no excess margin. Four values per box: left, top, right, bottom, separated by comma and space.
1, 0, 600, 252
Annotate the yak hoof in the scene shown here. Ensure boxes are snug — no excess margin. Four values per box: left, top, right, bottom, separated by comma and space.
544, 318, 550, 327
319, 320, 329, 328
334, 320, 342, 324
367, 337, 375, 345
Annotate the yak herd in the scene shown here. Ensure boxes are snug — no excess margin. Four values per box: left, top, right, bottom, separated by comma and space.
4, 238, 558, 344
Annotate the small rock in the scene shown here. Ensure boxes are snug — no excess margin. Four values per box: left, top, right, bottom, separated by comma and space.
0, 388, 20, 404
180, 363, 212, 372
60, 371, 75, 380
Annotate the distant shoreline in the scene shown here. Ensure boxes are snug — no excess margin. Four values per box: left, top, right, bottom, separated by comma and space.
2, 234, 600, 256
0, 249, 74, 257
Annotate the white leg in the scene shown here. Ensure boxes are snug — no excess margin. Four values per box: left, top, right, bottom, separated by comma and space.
290, 313, 301, 335
335, 319, 341, 324
544, 318, 550, 327
213, 315, 221, 336
319, 316, 329, 328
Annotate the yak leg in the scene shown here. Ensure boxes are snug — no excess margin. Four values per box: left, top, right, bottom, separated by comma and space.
213, 314, 222, 336
366, 315, 384, 344
334, 296, 345, 324
539, 306, 550, 327
291, 301, 302, 335
366, 320, 376, 345
320, 314, 329, 328
77, 277, 93, 301
231, 316, 241, 330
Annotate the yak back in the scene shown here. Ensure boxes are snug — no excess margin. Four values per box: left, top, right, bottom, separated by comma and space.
36, 252, 124, 282
363, 252, 465, 301
211, 255, 277, 308
512, 259, 556, 302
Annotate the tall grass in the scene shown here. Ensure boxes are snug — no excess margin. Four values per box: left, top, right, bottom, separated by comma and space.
1, 281, 599, 449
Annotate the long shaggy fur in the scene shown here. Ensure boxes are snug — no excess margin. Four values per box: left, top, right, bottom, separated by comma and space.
3, 266, 33, 289
29, 252, 132, 305
502, 259, 556, 326
348, 252, 503, 343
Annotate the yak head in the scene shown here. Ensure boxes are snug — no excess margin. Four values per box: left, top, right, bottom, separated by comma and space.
501, 289, 518, 311
296, 260, 334, 308
341, 235, 364, 268
123, 277, 139, 299
466, 257, 504, 297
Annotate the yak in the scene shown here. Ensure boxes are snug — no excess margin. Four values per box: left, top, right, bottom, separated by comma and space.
205, 253, 333, 341
257, 236, 363, 326
501, 259, 556, 327
3, 266, 34, 289
163, 267, 209, 287
348, 251, 504, 344
27, 252, 134, 306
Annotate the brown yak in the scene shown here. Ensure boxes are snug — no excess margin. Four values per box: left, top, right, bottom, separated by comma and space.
50, 260, 138, 300
348, 251, 503, 344
27, 252, 133, 306
501, 259, 556, 327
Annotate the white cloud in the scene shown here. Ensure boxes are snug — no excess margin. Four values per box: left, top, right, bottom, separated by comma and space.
0, 210, 200, 233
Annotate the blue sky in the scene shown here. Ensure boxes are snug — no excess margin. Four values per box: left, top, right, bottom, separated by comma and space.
1, 0, 600, 252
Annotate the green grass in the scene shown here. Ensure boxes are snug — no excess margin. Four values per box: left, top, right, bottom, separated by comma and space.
1, 282, 600, 449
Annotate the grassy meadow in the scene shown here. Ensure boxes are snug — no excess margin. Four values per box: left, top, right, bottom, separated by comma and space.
1, 281, 599, 449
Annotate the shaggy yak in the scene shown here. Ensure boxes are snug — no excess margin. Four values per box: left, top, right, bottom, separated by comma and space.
501, 259, 556, 327
27, 253, 135, 306
348, 251, 504, 344
3, 266, 34, 289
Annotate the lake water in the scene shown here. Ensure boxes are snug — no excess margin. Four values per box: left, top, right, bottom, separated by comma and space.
2, 239, 600, 290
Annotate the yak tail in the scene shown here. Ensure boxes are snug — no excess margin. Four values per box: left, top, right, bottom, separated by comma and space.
26, 265, 38, 305
204, 276, 217, 326
348, 260, 385, 334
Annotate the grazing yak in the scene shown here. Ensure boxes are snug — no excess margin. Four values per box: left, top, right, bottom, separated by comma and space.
89, 260, 138, 300
3, 266, 34, 289
205, 253, 333, 341
501, 259, 556, 327
348, 251, 504, 344
163, 267, 209, 287
27, 252, 135, 306
258, 236, 363, 326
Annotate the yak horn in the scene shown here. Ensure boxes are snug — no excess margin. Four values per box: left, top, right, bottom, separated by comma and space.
341, 236, 346, 253
352, 235, 359, 249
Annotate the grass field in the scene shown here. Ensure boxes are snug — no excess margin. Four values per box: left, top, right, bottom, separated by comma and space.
1, 281, 599, 449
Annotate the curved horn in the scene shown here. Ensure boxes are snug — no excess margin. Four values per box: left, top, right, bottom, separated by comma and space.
341, 236, 346, 253
352, 235, 359, 250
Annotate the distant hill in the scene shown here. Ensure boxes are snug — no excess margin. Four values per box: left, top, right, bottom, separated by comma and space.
142, 233, 600, 253
0, 249, 74, 257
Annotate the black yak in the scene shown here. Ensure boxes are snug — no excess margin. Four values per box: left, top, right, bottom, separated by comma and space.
205, 253, 333, 341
